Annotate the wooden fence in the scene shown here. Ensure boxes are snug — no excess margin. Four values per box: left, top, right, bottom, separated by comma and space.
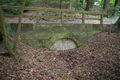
1, 5, 108, 24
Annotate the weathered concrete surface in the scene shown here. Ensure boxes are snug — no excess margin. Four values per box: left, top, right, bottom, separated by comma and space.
10, 23, 105, 49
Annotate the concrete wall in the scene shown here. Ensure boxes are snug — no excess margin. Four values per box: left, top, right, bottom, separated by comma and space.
10, 23, 105, 49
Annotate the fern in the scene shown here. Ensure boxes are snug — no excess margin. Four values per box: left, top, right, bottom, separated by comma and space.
5, 24, 12, 36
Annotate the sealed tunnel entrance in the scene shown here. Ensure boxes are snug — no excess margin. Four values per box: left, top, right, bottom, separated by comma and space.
51, 38, 77, 50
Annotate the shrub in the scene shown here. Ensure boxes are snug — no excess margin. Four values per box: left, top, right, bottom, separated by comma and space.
18, 56, 25, 61
1, 0, 32, 15
108, 6, 120, 17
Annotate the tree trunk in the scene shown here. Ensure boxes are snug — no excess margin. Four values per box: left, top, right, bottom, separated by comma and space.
0, 7, 14, 56
69, 0, 72, 9
80, 0, 84, 4
103, 0, 110, 13
80, 0, 84, 5
85, 0, 94, 11
114, 0, 120, 7
60, 0, 62, 9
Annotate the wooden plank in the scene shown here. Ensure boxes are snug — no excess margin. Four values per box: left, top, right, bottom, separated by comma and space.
4, 15, 19, 18
85, 18, 100, 20
4, 15, 81, 20
24, 15, 59, 18
64, 17, 82, 19
1, 5, 21, 9
23, 15, 35, 18
4, 15, 82, 20
4, 14, 60, 18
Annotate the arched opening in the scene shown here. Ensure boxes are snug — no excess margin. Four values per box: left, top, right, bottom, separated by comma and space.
51, 38, 77, 50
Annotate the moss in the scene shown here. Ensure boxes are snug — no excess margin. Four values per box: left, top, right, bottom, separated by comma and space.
0, 77, 7, 80
10, 23, 105, 49
18, 56, 24, 61
37, 56, 43, 62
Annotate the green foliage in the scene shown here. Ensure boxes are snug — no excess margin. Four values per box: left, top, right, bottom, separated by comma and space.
71, 0, 85, 10
37, 56, 43, 62
5, 24, 12, 36
8, 41, 14, 49
110, 0, 115, 7
1, 0, 32, 6
95, 0, 115, 8
94, 0, 104, 7
1, 0, 119, 17
2, 0, 32, 15
50, 71, 56, 76
1, 0, 22, 6
2, 24, 14, 49
73, 3, 84, 10
4, 10, 20, 15
108, 6, 120, 17
18, 56, 25, 61
0, 77, 6, 80
0, 23, 13, 46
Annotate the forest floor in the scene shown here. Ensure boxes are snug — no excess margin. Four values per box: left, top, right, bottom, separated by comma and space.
0, 32, 120, 80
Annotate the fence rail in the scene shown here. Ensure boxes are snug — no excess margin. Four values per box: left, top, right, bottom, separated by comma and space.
1, 5, 108, 24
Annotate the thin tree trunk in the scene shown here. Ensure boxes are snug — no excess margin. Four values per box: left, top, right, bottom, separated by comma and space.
13, 0, 26, 52
80, 0, 84, 4
60, 0, 62, 9
114, 0, 120, 7
103, 0, 110, 13
0, 7, 14, 56
85, 0, 94, 11
69, 0, 72, 10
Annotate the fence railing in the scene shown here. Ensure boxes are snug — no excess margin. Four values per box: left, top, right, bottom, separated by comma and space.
1, 5, 108, 24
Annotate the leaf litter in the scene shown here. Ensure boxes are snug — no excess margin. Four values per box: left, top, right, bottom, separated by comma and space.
0, 32, 120, 80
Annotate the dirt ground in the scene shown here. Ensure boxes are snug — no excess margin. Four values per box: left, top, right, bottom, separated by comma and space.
0, 32, 120, 80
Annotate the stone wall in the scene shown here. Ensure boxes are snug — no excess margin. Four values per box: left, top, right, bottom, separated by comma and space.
10, 23, 105, 49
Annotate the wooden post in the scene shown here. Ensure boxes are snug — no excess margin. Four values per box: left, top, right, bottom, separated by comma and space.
100, 14, 103, 24
13, 0, 26, 52
0, 6, 14, 55
34, 10, 39, 30
82, 13, 85, 24
61, 11, 64, 24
